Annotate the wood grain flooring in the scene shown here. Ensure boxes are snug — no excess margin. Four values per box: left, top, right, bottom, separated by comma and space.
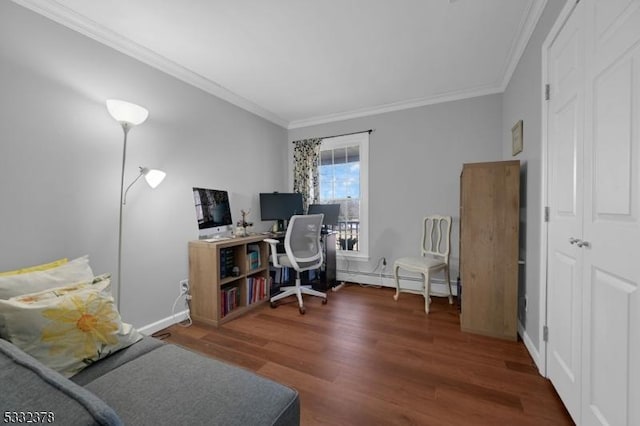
158, 284, 573, 425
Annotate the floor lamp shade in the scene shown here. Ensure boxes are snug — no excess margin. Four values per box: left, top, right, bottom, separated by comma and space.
142, 168, 166, 188
106, 99, 149, 126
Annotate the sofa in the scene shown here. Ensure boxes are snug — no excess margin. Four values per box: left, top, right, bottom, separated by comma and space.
0, 255, 300, 425
1, 336, 300, 425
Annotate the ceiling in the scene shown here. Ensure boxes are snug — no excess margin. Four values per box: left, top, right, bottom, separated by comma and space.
13, 0, 546, 129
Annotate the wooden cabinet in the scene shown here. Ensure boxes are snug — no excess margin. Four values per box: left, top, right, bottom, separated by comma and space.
460, 160, 519, 340
188, 235, 270, 327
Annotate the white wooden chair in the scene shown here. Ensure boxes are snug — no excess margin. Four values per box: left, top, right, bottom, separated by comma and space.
264, 214, 327, 314
393, 215, 453, 314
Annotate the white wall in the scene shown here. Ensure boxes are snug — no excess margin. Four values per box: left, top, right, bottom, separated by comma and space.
0, 2, 287, 329
502, 0, 566, 357
288, 94, 503, 285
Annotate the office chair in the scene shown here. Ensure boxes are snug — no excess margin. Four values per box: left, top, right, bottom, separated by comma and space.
393, 215, 453, 314
264, 214, 328, 314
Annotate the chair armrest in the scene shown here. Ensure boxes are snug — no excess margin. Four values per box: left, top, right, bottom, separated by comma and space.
263, 239, 282, 267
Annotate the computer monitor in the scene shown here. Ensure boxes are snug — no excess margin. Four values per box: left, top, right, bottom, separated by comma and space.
307, 204, 340, 228
259, 192, 304, 231
193, 187, 233, 238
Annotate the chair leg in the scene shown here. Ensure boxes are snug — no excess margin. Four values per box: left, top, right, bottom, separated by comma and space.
423, 271, 431, 314
445, 266, 453, 305
393, 264, 401, 301
295, 287, 304, 308
300, 286, 327, 299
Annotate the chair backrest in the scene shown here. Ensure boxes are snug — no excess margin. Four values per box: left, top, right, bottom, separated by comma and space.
284, 214, 324, 272
421, 215, 452, 264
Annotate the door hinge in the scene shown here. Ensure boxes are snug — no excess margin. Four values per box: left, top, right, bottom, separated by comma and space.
545, 84, 551, 101
544, 206, 550, 222
543, 325, 549, 342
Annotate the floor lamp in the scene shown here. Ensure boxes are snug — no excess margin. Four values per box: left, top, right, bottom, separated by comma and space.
106, 99, 166, 311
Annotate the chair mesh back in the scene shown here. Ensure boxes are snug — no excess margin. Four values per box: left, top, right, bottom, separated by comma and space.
422, 215, 452, 262
285, 214, 324, 271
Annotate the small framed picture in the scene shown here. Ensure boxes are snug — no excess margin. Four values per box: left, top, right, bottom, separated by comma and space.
512, 120, 523, 156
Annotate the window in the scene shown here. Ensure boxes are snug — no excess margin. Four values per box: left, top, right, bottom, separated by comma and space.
318, 132, 369, 259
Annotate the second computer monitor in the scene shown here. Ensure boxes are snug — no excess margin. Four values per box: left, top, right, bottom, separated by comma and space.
307, 203, 340, 227
260, 192, 304, 231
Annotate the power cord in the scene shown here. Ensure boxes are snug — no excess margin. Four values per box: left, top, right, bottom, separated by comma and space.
172, 287, 193, 328
151, 284, 193, 340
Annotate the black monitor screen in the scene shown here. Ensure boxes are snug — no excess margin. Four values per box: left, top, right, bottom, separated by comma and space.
193, 188, 233, 231
307, 204, 340, 226
259, 192, 304, 221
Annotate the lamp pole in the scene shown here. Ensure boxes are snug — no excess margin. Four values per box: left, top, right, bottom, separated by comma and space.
116, 123, 131, 312
106, 99, 152, 313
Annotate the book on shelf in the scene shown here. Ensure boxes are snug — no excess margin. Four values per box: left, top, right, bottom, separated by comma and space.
247, 244, 261, 270
220, 247, 235, 279
220, 284, 240, 317
246, 276, 271, 305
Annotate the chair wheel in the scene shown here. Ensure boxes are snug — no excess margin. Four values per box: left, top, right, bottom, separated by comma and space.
299, 306, 306, 314
270, 301, 278, 309
322, 298, 328, 305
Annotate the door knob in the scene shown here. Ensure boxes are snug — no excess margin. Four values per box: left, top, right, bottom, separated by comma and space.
568, 237, 579, 245
577, 240, 591, 248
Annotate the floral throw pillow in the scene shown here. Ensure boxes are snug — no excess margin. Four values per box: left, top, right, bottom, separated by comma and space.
0, 277, 142, 377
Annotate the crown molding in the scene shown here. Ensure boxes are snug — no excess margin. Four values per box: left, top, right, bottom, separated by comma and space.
289, 0, 548, 129
13, 0, 547, 131
11, 0, 289, 128
287, 85, 503, 129
499, 0, 548, 91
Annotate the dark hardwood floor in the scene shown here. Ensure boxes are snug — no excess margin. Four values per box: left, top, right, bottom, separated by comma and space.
159, 284, 573, 425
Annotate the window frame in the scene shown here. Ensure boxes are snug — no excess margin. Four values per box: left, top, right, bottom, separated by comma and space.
319, 132, 369, 261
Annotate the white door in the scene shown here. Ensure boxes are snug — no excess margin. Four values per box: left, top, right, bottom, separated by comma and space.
581, 1, 640, 425
546, 2, 585, 422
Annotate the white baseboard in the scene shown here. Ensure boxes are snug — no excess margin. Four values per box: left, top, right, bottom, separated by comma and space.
138, 309, 189, 336
518, 320, 544, 376
336, 270, 458, 296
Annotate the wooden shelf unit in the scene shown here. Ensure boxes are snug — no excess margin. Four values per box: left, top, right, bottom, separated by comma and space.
188, 235, 270, 327
459, 160, 520, 341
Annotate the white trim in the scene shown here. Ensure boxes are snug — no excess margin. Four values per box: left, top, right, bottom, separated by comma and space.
337, 271, 457, 297
288, 86, 503, 129
499, 0, 548, 91
10, 0, 289, 128
137, 309, 189, 336
289, 0, 549, 130
12, 0, 549, 130
320, 133, 369, 260
538, 0, 577, 377
518, 320, 545, 375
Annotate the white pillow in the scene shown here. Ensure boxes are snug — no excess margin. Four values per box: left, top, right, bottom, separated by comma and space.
0, 276, 142, 377
0, 255, 94, 299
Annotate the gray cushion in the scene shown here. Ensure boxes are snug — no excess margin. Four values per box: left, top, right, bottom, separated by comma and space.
0, 338, 122, 426
85, 344, 299, 426
71, 336, 164, 386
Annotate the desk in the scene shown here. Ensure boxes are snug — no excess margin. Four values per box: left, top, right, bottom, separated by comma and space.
270, 231, 336, 292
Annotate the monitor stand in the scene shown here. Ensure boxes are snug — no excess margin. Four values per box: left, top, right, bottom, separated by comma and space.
276, 220, 286, 232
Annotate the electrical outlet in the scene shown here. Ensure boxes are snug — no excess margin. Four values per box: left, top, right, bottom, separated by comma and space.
179, 279, 189, 294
